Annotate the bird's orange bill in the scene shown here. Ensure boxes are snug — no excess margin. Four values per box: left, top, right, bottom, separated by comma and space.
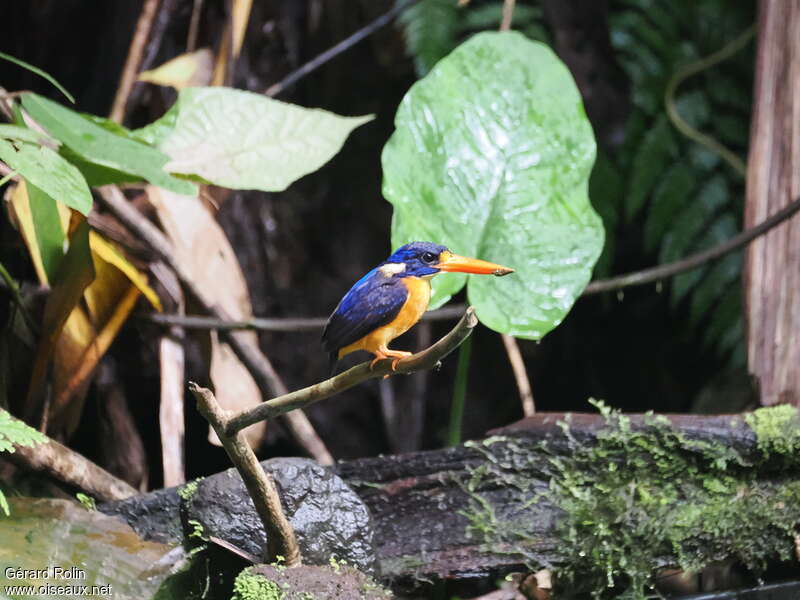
437, 252, 514, 276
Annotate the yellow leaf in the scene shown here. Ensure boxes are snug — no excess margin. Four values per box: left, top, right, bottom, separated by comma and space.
212, 0, 252, 85
48, 233, 162, 435
89, 231, 162, 311
138, 48, 214, 90
53, 285, 141, 436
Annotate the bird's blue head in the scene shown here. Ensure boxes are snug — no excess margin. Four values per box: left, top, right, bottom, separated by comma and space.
381, 242, 448, 277
379, 241, 515, 279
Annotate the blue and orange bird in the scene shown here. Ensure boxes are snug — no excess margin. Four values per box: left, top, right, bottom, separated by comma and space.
322, 241, 514, 372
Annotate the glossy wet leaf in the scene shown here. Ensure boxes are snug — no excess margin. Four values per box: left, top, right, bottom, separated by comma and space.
383, 32, 603, 339
135, 87, 373, 192
0, 138, 92, 215
20, 93, 196, 196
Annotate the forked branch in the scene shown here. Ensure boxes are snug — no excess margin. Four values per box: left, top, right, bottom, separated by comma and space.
188, 308, 477, 567
189, 382, 302, 566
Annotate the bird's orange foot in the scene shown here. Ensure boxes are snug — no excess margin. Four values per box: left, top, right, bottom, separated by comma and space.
370, 349, 413, 372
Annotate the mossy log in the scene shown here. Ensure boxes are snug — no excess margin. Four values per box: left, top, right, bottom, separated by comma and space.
335, 405, 800, 595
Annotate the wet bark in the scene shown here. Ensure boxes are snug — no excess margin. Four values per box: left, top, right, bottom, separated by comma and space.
744, 0, 800, 406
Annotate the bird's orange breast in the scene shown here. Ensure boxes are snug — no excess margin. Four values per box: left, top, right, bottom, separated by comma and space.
338, 276, 431, 358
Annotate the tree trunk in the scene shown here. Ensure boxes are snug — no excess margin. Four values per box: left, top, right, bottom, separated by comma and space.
744, 0, 800, 406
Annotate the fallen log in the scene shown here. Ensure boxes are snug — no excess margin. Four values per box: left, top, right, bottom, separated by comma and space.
335, 405, 800, 595
101, 405, 800, 597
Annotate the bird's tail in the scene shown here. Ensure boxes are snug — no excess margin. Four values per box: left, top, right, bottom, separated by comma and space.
328, 352, 339, 376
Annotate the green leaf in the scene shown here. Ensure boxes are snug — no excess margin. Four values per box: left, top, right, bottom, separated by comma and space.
0, 139, 92, 215
383, 32, 603, 339
625, 115, 677, 220
134, 87, 373, 192
0, 52, 75, 103
0, 408, 47, 453
397, 0, 460, 76
28, 183, 66, 280
20, 93, 195, 196
0, 124, 55, 145
643, 163, 695, 252
60, 146, 145, 188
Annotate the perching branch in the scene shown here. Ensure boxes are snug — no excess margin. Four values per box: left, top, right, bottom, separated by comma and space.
264, 0, 420, 97
225, 308, 479, 437
95, 186, 333, 465
188, 383, 301, 566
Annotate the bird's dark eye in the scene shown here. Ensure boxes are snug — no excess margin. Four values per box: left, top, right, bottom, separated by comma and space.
421, 252, 437, 264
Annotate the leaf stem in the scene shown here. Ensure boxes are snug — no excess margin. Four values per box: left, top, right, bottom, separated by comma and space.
447, 334, 472, 447
664, 24, 756, 177
500, 0, 516, 31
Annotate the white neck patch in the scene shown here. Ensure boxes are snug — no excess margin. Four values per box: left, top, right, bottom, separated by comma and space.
379, 262, 406, 276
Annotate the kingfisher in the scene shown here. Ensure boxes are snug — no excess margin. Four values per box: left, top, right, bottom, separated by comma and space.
322, 241, 514, 372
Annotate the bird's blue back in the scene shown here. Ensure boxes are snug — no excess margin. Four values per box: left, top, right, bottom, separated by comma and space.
321, 267, 409, 359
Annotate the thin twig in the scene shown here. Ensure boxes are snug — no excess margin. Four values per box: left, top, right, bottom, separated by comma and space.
140, 305, 465, 331
4, 411, 136, 501
584, 194, 800, 295
264, 0, 420, 97
665, 24, 756, 177
226, 308, 478, 436
501, 333, 534, 415
95, 186, 333, 465
110, 0, 161, 123
140, 195, 800, 332
189, 383, 301, 565
187, 0, 205, 52
500, 0, 516, 31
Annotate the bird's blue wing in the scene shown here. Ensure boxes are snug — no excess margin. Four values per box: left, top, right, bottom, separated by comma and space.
322, 268, 409, 355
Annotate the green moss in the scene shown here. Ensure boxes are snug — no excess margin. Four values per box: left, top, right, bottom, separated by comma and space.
187, 518, 205, 540
745, 405, 800, 456
75, 493, 96, 511
230, 567, 284, 600
178, 478, 203, 502
459, 400, 800, 599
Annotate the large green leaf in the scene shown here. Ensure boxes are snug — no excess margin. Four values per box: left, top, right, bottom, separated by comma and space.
383, 32, 603, 339
0, 139, 92, 215
20, 93, 195, 196
134, 87, 373, 192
